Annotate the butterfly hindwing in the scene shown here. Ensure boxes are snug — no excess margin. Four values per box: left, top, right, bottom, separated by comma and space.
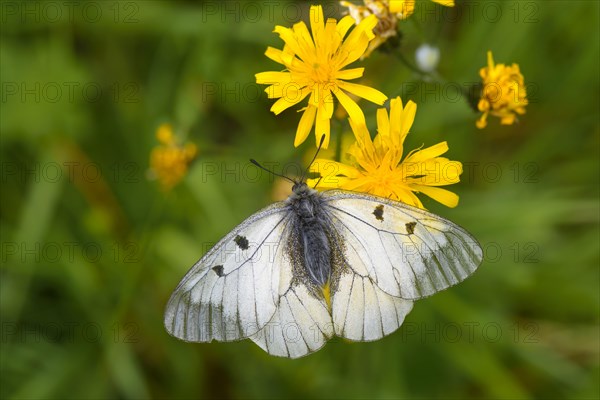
331, 270, 414, 341
250, 284, 333, 359
323, 190, 483, 301
164, 203, 294, 342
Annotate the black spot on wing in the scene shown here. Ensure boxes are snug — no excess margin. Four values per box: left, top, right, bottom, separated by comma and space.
234, 235, 249, 250
405, 221, 417, 235
372, 205, 384, 222
212, 265, 224, 277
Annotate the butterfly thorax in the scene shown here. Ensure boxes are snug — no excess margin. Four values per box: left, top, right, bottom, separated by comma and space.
286, 183, 332, 287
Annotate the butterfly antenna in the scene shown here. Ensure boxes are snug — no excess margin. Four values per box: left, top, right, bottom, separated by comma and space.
312, 176, 323, 189
250, 159, 295, 184
300, 134, 326, 183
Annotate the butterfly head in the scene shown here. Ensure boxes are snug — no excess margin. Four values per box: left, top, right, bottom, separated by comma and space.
287, 181, 320, 204
291, 181, 310, 194
251, 134, 325, 197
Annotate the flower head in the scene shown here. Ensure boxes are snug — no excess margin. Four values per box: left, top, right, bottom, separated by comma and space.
149, 123, 197, 191
476, 51, 528, 129
308, 97, 462, 209
255, 5, 387, 149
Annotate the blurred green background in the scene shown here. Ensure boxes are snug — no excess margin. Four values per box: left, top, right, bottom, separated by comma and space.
1, 0, 598, 399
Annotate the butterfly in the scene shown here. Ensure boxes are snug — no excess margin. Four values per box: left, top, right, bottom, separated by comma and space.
164, 151, 483, 358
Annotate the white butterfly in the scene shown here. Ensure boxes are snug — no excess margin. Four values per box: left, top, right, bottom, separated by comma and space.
164, 175, 483, 358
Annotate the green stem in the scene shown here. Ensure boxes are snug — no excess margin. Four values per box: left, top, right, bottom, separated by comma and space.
395, 50, 433, 78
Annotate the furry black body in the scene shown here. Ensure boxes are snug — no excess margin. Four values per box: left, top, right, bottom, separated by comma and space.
286, 182, 332, 286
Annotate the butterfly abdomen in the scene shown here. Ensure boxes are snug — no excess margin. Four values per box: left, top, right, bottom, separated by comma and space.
300, 216, 330, 286
289, 187, 332, 287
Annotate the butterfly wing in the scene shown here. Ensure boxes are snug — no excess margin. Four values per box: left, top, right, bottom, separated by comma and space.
323, 190, 483, 302
164, 201, 334, 357
330, 269, 414, 341
249, 284, 334, 359
164, 202, 294, 342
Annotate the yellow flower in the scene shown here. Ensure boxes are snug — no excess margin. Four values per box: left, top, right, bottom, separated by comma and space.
476, 51, 528, 129
149, 123, 197, 191
308, 97, 462, 209
255, 5, 388, 149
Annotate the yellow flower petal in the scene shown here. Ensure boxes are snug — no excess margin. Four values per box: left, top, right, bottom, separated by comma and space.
338, 14, 377, 54
315, 106, 331, 149
376, 108, 390, 137
274, 25, 306, 58
255, 71, 291, 85
338, 33, 375, 66
335, 68, 365, 80
398, 98, 417, 139
347, 119, 377, 170
487, 50, 495, 69
337, 81, 388, 105
392, 187, 424, 209
432, 0, 455, 6
310, 159, 362, 179
293, 21, 315, 55
388, 0, 416, 17
476, 113, 488, 129
309, 5, 325, 45
404, 142, 449, 163
321, 90, 335, 118
263, 82, 303, 99
331, 175, 375, 191
411, 185, 460, 208
336, 15, 356, 39
270, 87, 310, 115
295, 105, 317, 147
264, 46, 288, 65
334, 89, 366, 126
433, 159, 462, 184
404, 159, 462, 186
356, 14, 378, 39
324, 18, 340, 53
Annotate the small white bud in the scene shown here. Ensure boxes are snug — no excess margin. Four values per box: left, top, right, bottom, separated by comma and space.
415, 44, 440, 73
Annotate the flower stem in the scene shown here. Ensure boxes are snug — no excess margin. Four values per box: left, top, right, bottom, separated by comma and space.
395, 51, 431, 77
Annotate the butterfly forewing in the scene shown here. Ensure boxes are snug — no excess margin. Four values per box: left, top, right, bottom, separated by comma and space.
322, 190, 484, 301
164, 203, 294, 342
